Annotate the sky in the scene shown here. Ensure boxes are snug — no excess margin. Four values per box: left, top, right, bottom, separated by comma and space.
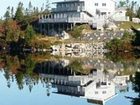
0, 0, 140, 18
0, 0, 60, 18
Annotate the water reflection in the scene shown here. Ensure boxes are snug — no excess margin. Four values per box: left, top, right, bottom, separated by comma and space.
0, 53, 140, 105
39, 68, 130, 105
125, 71, 140, 105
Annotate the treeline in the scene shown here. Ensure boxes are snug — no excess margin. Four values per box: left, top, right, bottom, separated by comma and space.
118, 0, 140, 20
0, 1, 51, 51
4, 1, 50, 21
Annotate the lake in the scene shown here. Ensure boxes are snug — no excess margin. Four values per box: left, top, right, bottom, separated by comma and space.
0, 53, 140, 105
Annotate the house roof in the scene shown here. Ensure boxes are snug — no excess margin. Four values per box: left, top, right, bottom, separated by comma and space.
53, 0, 83, 4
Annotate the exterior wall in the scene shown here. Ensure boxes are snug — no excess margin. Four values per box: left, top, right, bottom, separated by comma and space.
84, 80, 116, 101
80, 12, 93, 23
82, 0, 115, 18
84, 69, 116, 101
132, 18, 140, 23
112, 8, 129, 21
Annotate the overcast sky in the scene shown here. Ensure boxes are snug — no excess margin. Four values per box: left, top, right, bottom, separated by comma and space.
0, 0, 139, 18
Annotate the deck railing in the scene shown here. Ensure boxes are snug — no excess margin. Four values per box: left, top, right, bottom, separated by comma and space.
39, 17, 90, 23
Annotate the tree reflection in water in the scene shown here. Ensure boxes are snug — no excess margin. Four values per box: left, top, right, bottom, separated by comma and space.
125, 72, 140, 105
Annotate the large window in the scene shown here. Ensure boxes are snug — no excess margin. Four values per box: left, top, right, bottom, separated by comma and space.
101, 12, 106, 15
102, 3, 106, 6
95, 3, 98, 6
95, 91, 98, 94
102, 91, 106, 94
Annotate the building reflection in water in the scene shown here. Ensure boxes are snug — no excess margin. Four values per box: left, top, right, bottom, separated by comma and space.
34, 59, 130, 105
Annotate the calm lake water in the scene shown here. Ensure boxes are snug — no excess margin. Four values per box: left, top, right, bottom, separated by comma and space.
0, 53, 140, 105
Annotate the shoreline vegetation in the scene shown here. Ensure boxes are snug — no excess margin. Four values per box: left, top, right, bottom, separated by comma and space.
0, 1, 57, 52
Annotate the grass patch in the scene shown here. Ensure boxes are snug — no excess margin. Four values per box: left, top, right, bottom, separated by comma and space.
118, 21, 140, 29
30, 36, 62, 48
69, 24, 91, 38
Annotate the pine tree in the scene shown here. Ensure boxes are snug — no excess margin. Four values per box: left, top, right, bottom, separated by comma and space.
136, 7, 140, 18
4, 6, 11, 20
34, 7, 39, 15
126, 0, 137, 21
45, 0, 50, 13
118, 1, 126, 7
29, 1, 32, 11
11, 7, 14, 18
25, 24, 35, 43
15, 2, 24, 21
28, 1, 33, 15
4, 10, 10, 20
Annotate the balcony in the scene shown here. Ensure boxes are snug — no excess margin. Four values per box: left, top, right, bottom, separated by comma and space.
39, 17, 90, 23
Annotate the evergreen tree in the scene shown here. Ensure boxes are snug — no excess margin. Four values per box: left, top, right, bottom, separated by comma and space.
126, 0, 137, 21
118, 1, 126, 7
7, 6, 10, 12
29, 1, 33, 11
33, 7, 39, 15
136, 7, 140, 18
11, 7, 14, 18
126, 8, 135, 21
41, 3, 45, 13
27, 1, 33, 15
25, 24, 35, 44
25, 8, 28, 16
33, 7, 36, 12
45, 0, 50, 13
15, 2, 24, 21
4, 6, 11, 20
35, 7, 39, 14
4, 10, 10, 20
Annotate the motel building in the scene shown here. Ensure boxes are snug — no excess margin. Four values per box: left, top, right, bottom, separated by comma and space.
38, 0, 129, 35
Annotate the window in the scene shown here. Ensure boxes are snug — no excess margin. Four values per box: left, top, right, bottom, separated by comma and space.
60, 4, 62, 8
102, 91, 106, 94
102, 3, 106, 6
81, 2, 84, 6
95, 3, 98, 6
108, 83, 111, 85
119, 11, 123, 13
64, 4, 66, 8
95, 91, 98, 94
101, 12, 106, 15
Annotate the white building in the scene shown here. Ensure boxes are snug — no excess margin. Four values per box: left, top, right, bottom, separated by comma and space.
40, 69, 128, 105
112, 7, 129, 22
39, 0, 129, 34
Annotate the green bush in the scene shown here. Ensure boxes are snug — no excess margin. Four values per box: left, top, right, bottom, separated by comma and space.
69, 24, 91, 38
